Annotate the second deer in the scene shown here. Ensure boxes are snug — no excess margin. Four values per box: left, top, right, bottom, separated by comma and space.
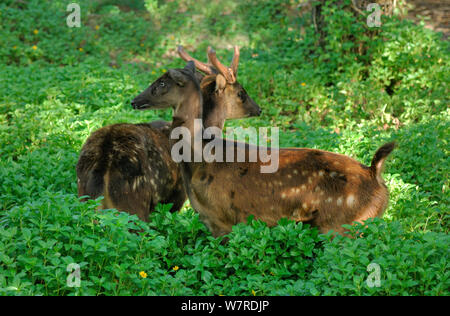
132, 57, 395, 236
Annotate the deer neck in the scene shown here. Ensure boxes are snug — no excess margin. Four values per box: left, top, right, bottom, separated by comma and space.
169, 84, 205, 198
201, 83, 226, 130
171, 89, 203, 141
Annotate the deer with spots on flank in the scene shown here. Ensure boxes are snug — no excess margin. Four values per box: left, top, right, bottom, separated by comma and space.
132, 58, 395, 236
76, 45, 261, 221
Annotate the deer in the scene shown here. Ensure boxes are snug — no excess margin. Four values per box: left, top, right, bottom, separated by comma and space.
76, 45, 261, 222
132, 56, 396, 237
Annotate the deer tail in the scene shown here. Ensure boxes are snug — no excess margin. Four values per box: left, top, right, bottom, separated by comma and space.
370, 142, 396, 183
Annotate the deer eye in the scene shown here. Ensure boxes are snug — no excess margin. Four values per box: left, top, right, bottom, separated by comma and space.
160, 81, 166, 87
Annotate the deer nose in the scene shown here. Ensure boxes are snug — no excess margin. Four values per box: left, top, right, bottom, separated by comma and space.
131, 99, 138, 109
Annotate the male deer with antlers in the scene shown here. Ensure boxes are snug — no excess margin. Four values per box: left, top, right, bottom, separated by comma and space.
133, 54, 395, 236
77, 46, 260, 221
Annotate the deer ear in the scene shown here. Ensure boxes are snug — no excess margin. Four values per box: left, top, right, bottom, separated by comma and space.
184, 60, 196, 74
168, 69, 187, 87
215, 74, 227, 93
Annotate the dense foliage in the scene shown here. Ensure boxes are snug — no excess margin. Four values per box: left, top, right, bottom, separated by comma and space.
0, 0, 448, 295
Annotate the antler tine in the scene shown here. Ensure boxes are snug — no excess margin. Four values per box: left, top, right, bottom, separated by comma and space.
230, 45, 240, 77
177, 45, 215, 75
207, 46, 236, 83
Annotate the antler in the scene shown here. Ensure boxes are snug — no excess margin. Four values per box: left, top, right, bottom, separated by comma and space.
230, 46, 240, 77
207, 46, 239, 84
177, 45, 215, 75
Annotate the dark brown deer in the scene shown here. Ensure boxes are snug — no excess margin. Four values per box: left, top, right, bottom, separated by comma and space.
76, 46, 261, 221
133, 57, 395, 236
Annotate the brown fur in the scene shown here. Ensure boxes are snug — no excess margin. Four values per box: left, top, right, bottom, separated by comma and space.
76, 122, 183, 221
135, 63, 395, 236
186, 144, 394, 236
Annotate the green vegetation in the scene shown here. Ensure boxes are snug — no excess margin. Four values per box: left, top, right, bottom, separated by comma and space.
0, 0, 448, 295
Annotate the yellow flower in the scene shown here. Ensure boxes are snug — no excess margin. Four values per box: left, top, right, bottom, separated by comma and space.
139, 271, 148, 278
169, 35, 175, 40
151, 70, 156, 75
172, 266, 179, 271
301, 82, 306, 86
32, 45, 37, 50
140, 43, 144, 47
95, 25, 100, 30
251, 289, 256, 296
13, 46, 17, 49
33, 29, 39, 35
162, 69, 167, 73
79, 47, 84, 52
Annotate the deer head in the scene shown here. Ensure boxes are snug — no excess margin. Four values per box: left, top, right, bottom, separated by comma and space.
177, 45, 261, 121
131, 61, 200, 111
